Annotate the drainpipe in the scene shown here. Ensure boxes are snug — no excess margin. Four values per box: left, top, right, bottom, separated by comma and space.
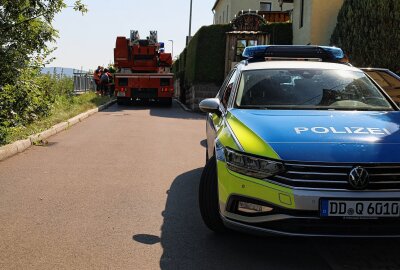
212, 9, 215, 24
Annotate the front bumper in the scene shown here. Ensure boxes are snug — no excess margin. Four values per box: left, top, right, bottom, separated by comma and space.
221, 215, 400, 237
217, 161, 400, 237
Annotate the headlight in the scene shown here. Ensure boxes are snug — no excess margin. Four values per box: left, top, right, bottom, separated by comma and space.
225, 148, 284, 179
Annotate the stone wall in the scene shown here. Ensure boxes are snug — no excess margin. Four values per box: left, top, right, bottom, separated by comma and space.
185, 83, 220, 111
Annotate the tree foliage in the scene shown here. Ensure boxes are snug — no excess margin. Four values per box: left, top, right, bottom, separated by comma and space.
0, 0, 87, 86
260, 22, 293, 45
331, 0, 400, 72
0, 0, 86, 144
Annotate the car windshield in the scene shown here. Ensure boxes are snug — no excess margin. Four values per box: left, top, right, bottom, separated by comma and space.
235, 69, 394, 111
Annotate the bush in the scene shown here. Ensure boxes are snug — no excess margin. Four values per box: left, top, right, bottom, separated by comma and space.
261, 23, 293, 45
185, 24, 232, 85
0, 67, 74, 145
178, 48, 187, 81
172, 58, 179, 74
331, 0, 400, 72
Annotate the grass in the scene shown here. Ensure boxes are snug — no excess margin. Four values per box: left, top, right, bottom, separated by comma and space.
3, 92, 113, 145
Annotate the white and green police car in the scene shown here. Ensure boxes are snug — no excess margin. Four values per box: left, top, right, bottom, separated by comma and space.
199, 45, 400, 237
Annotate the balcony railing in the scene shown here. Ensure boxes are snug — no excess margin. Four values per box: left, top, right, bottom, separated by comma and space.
258, 11, 291, 23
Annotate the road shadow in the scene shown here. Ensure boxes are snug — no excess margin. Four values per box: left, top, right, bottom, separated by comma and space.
200, 139, 207, 148
103, 100, 205, 120
157, 168, 400, 270
158, 168, 327, 270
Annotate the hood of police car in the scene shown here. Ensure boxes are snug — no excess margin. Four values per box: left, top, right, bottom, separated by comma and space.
228, 109, 400, 163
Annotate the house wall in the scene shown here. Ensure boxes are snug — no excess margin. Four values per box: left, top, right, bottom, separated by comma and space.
292, 0, 313, 45
292, 0, 344, 45
310, 0, 344, 45
213, 0, 293, 24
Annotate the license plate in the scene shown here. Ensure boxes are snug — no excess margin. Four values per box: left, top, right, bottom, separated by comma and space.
117, 91, 126, 97
320, 200, 400, 218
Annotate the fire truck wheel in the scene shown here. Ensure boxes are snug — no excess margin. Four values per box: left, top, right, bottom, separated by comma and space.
117, 98, 128, 105
160, 98, 172, 107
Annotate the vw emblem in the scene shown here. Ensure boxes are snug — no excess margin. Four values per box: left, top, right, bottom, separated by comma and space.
348, 166, 369, 190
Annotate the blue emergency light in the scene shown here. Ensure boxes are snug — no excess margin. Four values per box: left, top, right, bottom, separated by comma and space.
242, 45, 347, 63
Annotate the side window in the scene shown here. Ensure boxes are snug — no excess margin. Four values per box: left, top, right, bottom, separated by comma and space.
378, 71, 400, 88
217, 69, 236, 100
222, 69, 238, 108
366, 71, 390, 88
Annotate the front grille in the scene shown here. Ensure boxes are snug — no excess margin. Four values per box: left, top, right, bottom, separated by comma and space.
270, 162, 400, 190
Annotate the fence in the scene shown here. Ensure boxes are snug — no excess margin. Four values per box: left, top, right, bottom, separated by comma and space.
73, 71, 94, 93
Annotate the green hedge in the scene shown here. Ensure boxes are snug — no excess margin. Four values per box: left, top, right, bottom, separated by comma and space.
173, 23, 293, 86
179, 48, 187, 72
261, 23, 293, 45
172, 58, 179, 74
172, 48, 186, 82
331, 0, 400, 72
185, 24, 232, 85
173, 25, 232, 86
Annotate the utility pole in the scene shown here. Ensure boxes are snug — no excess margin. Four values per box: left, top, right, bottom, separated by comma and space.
187, 0, 193, 45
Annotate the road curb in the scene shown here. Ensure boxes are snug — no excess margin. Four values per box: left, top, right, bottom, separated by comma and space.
0, 99, 116, 162
174, 98, 191, 112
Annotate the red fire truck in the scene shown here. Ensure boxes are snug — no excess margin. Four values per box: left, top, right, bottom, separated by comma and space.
113, 31, 174, 106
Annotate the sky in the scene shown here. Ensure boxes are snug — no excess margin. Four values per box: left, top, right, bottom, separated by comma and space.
50, 0, 216, 71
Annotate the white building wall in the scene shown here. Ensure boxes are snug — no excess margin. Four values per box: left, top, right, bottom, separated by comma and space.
310, 0, 344, 45
292, 0, 313, 45
292, 0, 344, 45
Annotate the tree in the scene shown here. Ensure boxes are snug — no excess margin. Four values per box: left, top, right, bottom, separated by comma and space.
0, 0, 87, 87
331, 0, 400, 72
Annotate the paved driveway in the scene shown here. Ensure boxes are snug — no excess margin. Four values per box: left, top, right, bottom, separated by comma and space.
0, 101, 399, 269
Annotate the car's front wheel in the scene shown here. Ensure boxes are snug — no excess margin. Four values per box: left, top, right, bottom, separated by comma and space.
199, 156, 227, 233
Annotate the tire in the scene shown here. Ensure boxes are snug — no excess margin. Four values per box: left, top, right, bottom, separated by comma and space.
117, 97, 127, 105
199, 156, 227, 233
160, 97, 172, 107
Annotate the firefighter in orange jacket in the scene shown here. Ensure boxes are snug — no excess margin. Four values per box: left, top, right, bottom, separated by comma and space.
93, 66, 101, 93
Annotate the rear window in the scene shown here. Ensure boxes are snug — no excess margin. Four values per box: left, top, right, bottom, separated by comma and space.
118, 78, 128, 86
235, 69, 393, 111
160, 78, 171, 86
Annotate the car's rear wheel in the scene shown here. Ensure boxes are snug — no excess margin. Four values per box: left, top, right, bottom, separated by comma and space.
199, 156, 227, 233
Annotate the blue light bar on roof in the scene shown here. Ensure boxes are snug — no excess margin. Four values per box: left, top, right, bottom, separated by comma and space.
242, 45, 346, 63
319, 46, 345, 59
242, 45, 270, 59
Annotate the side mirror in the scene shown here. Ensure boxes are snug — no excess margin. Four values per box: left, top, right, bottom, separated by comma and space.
199, 98, 221, 115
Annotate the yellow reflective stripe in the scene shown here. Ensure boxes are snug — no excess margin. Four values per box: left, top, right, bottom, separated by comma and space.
210, 114, 240, 151
217, 161, 295, 209
226, 114, 280, 159
218, 127, 240, 150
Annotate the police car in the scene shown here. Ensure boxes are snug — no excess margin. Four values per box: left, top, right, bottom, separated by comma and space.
198, 45, 400, 237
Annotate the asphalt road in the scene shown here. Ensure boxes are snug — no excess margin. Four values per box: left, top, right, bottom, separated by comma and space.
1, 100, 400, 270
